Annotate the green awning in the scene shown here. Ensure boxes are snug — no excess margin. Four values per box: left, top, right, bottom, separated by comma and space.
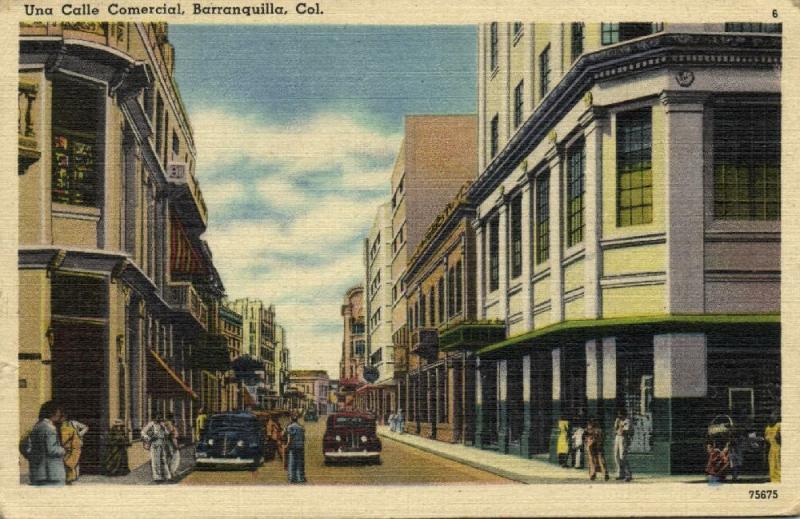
439, 323, 507, 351
477, 314, 780, 358
191, 333, 231, 371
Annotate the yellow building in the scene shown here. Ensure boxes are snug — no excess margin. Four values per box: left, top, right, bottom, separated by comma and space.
464, 22, 781, 474
18, 22, 229, 473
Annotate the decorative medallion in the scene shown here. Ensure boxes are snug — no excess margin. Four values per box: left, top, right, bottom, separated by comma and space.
675, 69, 695, 87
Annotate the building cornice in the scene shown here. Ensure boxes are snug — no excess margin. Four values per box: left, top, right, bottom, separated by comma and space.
470, 32, 781, 205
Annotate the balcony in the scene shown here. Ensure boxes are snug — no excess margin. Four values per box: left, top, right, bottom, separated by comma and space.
166, 162, 208, 229
166, 282, 208, 329
438, 321, 506, 352
393, 344, 408, 374
410, 328, 439, 359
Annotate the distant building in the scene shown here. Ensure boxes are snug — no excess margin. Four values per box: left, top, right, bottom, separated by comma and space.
290, 370, 330, 415
340, 285, 366, 381
219, 300, 244, 410
231, 298, 278, 409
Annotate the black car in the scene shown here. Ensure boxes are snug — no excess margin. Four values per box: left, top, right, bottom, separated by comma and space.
195, 412, 266, 469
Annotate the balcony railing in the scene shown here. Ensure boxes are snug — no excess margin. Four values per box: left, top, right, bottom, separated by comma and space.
166, 282, 208, 329
166, 162, 208, 227
410, 328, 439, 358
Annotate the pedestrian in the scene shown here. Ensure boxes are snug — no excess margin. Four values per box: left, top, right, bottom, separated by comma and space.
613, 408, 633, 482
267, 414, 283, 462
284, 414, 306, 483
388, 411, 397, 432
195, 407, 208, 443
396, 408, 404, 434
705, 440, 729, 484
586, 418, 609, 481
102, 420, 131, 476
24, 400, 66, 486
570, 419, 586, 469
141, 415, 174, 483
165, 413, 181, 477
556, 416, 570, 467
726, 437, 743, 482
60, 411, 89, 484
764, 412, 781, 482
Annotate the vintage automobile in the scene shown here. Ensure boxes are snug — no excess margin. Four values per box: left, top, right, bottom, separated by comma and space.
322, 411, 382, 464
195, 412, 267, 469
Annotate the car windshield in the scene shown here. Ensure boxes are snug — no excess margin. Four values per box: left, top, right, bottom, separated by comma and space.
208, 415, 258, 430
333, 416, 373, 427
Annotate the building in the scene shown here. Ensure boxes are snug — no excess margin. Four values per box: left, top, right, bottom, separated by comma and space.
274, 324, 291, 408
231, 298, 278, 409
219, 300, 244, 411
340, 285, 366, 381
459, 22, 780, 474
359, 115, 479, 422
290, 370, 331, 415
18, 22, 230, 472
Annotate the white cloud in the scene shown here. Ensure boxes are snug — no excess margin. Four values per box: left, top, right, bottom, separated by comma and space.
193, 107, 400, 376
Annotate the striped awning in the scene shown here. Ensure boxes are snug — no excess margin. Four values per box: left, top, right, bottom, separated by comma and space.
170, 217, 207, 276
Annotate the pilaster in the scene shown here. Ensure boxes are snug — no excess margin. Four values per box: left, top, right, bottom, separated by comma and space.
520, 354, 533, 457
519, 182, 533, 330
496, 358, 509, 453
546, 145, 564, 322
474, 220, 485, 319
497, 203, 509, 323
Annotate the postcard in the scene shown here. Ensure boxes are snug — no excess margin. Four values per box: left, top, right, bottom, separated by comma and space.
1, 0, 798, 517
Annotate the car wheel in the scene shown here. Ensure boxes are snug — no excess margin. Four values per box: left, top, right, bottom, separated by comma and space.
372, 457, 382, 466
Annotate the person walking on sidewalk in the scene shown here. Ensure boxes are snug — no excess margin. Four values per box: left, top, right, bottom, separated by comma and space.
103, 420, 131, 476
60, 411, 89, 484
570, 417, 586, 469
586, 418, 609, 481
556, 416, 570, 467
25, 400, 66, 486
764, 412, 781, 482
396, 408, 404, 434
614, 408, 633, 482
141, 416, 174, 484
165, 413, 182, 477
194, 408, 208, 443
284, 415, 306, 483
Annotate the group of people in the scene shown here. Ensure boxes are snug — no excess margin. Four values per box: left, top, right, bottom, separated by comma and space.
21, 400, 89, 486
556, 409, 634, 482
141, 413, 182, 483
705, 412, 781, 484
387, 409, 405, 433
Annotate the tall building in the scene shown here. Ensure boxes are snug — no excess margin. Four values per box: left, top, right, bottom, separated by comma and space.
339, 285, 365, 408
454, 22, 780, 474
17, 22, 230, 472
274, 324, 291, 408
231, 298, 278, 409
364, 203, 394, 383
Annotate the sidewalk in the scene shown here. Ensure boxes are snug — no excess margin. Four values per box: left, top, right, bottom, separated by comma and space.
19, 445, 196, 486
378, 427, 715, 485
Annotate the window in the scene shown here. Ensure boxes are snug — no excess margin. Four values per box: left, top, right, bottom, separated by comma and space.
438, 278, 445, 323
489, 216, 500, 291
354, 340, 365, 356
616, 108, 653, 227
566, 139, 586, 246
601, 23, 658, 45
51, 78, 100, 207
420, 294, 426, 327
725, 23, 781, 33
513, 22, 523, 38
172, 130, 179, 158
510, 196, 522, 278
490, 22, 499, 71
155, 94, 164, 159
513, 80, 524, 129
535, 172, 550, 265
539, 45, 551, 98
398, 178, 404, 193
448, 266, 456, 317
490, 115, 499, 158
143, 85, 153, 120
713, 105, 780, 220
455, 260, 463, 314
571, 23, 584, 62
429, 287, 436, 326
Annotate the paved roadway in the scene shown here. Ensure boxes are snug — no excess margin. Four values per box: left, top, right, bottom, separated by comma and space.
181, 418, 514, 485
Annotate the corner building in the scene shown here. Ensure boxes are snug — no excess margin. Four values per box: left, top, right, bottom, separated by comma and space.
464, 22, 780, 474
18, 23, 231, 472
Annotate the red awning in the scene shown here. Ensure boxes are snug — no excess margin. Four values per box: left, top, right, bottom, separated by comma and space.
148, 349, 199, 399
170, 217, 208, 276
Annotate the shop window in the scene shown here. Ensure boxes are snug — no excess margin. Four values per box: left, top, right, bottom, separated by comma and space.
713, 104, 780, 220
566, 139, 586, 246
616, 108, 653, 227
51, 77, 101, 207
616, 338, 654, 454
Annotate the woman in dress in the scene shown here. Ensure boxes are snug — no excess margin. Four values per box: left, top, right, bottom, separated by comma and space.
59, 412, 89, 484
164, 414, 181, 477
556, 417, 570, 467
141, 416, 173, 483
764, 412, 781, 482
103, 420, 131, 476
586, 418, 609, 481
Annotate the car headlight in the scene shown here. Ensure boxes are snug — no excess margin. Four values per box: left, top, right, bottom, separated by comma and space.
207, 438, 214, 446
335, 435, 341, 442
236, 440, 245, 447
360, 435, 368, 443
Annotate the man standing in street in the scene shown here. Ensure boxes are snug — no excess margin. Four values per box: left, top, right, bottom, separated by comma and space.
284, 415, 306, 483
195, 407, 208, 443
26, 401, 66, 486
614, 408, 633, 482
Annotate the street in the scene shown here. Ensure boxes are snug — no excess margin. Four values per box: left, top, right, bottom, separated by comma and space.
181, 418, 514, 485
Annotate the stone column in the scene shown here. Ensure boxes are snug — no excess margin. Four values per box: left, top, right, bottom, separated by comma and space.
660, 91, 708, 314
546, 145, 564, 322
498, 203, 509, 322
601, 337, 617, 435
474, 357, 484, 447
474, 222, 485, 319
580, 106, 607, 318
549, 347, 561, 463
520, 182, 534, 330
586, 339, 602, 417
520, 354, 533, 457
434, 366, 441, 439
426, 369, 432, 434
496, 359, 509, 453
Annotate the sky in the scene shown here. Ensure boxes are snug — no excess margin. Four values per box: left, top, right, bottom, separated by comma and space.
169, 25, 477, 378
